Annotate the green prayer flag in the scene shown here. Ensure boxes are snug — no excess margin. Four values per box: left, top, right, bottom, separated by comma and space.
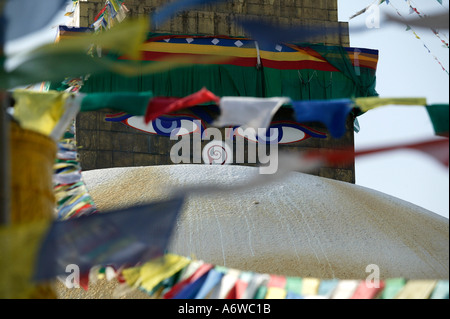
81, 92, 153, 115
1, 52, 109, 89
254, 285, 268, 299
285, 277, 302, 295
381, 278, 406, 299
426, 104, 449, 136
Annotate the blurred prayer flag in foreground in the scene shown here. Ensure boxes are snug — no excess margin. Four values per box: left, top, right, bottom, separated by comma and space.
33, 196, 185, 282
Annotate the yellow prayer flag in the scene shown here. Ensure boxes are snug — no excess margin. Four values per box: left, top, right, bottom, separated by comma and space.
12, 90, 72, 137
354, 97, 427, 113
0, 221, 51, 299
109, 0, 121, 12
122, 254, 190, 293
49, 17, 149, 60
301, 277, 321, 296
395, 280, 438, 299
265, 287, 287, 299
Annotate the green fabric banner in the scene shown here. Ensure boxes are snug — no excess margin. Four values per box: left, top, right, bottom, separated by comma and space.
75, 62, 376, 100
60, 34, 378, 101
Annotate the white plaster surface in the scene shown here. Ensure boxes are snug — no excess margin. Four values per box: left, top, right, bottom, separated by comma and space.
81, 164, 449, 280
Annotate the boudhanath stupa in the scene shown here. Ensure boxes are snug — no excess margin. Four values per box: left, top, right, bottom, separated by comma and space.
49, 0, 448, 299
2, 0, 447, 300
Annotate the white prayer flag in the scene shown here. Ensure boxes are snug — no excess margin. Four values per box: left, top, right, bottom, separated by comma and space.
213, 97, 291, 131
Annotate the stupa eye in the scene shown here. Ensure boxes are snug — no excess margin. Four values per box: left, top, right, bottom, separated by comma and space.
276, 125, 306, 144
169, 119, 202, 136
124, 115, 203, 136
232, 122, 326, 144
256, 127, 281, 144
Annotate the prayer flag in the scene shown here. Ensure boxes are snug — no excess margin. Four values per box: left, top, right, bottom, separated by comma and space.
194, 268, 224, 299
331, 280, 360, 299
12, 89, 73, 137
380, 278, 406, 299
171, 269, 211, 299
385, 12, 449, 30
1, 0, 68, 42
122, 254, 191, 294
208, 269, 240, 299
33, 196, 185, 281
178, 260, 204, 282
145, 87, 220, 123
291, 98, 353, 138
241, 274, 270, 299
236, 18, 341, 49
301, 278, 321, 296
50, 94, 85, 142
1, 18, 149, 89
265, 287, 287, 299
265, 274, 287, 299
163, 263, 213, 299
0, 221, 50, 299
395, 280, 437, 299
354, 97, 427, 112
351, 280, 385, 299
233, 278, 249, 299
430, 280, 449, 299
426, 104, 449, 136
317, 279, 339, 297
285, 277, 303, 296
81, 91, 153, 115
213, 97, 290, 131
307, 137, 449, 168
152, 0, 226, 27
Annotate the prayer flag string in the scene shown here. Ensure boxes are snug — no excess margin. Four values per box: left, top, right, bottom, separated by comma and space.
387, 1, 449, 75
406, 0, 449, 48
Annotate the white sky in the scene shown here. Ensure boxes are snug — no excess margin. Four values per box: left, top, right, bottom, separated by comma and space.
338, 0, 449, 218
5, 0, 449, 219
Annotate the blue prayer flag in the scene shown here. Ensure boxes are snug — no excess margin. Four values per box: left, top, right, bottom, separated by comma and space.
33, 196, 185, 281
291, 99, 354, 138
1, 0, 68, 43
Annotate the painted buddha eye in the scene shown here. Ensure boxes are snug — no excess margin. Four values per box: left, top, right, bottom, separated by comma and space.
232, 127, 258, 143
153, 118, 178, 134
277, 126, 306, 144
171, 119, 202, 136
232, 122, 326, 144
124, 115, 203, 136
256, 127, 280, 144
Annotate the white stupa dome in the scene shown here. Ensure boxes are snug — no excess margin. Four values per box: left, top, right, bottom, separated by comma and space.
57, 164, 448, 298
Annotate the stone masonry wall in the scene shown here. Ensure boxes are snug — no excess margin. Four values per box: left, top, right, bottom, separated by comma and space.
78, 0, 349, 46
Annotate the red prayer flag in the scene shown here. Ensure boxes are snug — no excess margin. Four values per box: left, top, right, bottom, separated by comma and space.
305, 138, 449, 167
350, 281, 385, 299
234, 279, 249, 299
225, 284, 237, 299
94, 4, 108, 21
79, 272, 90, 291
267, 275, 287, 288
144, 87, 220, 124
